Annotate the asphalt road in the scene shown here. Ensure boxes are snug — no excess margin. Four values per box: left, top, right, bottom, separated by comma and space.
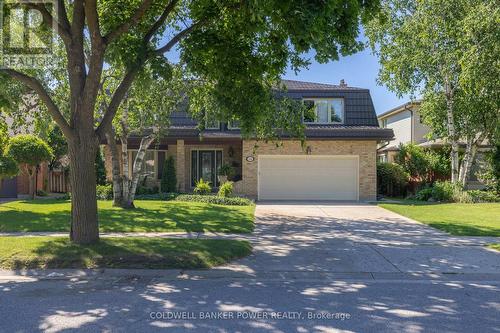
1, 273, 499, 332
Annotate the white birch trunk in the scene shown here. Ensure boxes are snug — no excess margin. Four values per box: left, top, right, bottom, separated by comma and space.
124, 135, 155, 207
105, 129, 123, 206
444, 80, 459, 183
120, 135, 130, 204
459, 134, 484, 187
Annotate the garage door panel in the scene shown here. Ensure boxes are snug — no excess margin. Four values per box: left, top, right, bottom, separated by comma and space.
258, 156, 358, 201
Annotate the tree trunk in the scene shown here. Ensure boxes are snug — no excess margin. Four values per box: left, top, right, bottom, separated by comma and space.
124, 136, 155, 207
459, 134, 484, 187
444, 81, 459, 183
120, 135, 131, 207
28, 168, 35, 200
68, 139, 99, 244
105, 129, 123, 206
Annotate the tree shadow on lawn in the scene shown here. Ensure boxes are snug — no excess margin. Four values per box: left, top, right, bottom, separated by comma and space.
4, 237, 252, 270
426, 222, 500, 237
0, 201, 254, 233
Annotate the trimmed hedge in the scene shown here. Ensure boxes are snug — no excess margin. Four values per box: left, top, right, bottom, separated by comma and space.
377, 162, 409, 197
134, 193, 179, 201
175, 194, 253, 206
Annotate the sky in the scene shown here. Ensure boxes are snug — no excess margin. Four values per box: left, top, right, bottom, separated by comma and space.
283, 47, 407, 115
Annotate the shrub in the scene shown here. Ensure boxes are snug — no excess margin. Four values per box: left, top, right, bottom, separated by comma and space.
395, 143, 450, 183
477, 145, 500, 194
467, 190, 500, 203
431, 181, 466, 202
96, 184, 113, 200
218, 181, 234, 198
6, 135, 53, 199
219, 164, 234, 178
193, 178, 211, 195
135, 186, 159, 195
377, 162, 409, 197
414, 187, 433, 201
161, 156, 177, 193
395, 143, 430, 181
135, 192, 179, 201
175, 194, 253, 206
36, 189, 48, 197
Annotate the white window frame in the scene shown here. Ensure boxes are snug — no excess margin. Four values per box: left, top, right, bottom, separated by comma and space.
227, 120, 240, 130
127, 149, 168, 178
303, 98, 345, 124
205, 117, 220, 130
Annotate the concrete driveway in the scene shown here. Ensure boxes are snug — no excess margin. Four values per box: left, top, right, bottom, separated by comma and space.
1, 202, 499, 332
214, 203, 500, 276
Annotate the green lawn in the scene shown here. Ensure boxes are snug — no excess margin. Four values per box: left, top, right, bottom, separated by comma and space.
0, 200, 255, 233
489, 244, 500, 251
0, 236, 252, 269
379, 201, 500, 237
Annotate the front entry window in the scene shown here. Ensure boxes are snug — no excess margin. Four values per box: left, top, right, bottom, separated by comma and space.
191, 150, 222, 187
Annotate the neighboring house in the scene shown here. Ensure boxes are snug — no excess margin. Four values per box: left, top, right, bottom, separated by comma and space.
377, 101, 429, 163
377, 101, 490, 189
104, 79, 393, 201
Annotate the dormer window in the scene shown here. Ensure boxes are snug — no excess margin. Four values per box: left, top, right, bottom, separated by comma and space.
228, 120, 240, 129
303, 99, 344, 124
205, 118, 220, 130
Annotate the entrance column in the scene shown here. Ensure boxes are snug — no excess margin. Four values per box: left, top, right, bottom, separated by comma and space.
176, 140, 185, 192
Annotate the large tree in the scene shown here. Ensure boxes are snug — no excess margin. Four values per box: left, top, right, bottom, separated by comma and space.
366, 0, 500, 185
101, 65, 185, 208
1, 0, 379, 243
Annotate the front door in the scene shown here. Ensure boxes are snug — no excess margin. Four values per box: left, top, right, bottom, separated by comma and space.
191, 150, 223, 188
199, 151, 216, 186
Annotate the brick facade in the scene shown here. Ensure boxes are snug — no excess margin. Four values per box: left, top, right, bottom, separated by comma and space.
102, 139, 377, 201
241, 140, 377, 201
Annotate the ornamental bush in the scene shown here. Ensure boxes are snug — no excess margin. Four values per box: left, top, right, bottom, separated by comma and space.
377, 162, 409, 197
5, 135, 53, 199
193, 178, 211, 195
161, 156, 177, 193
175, 194, 253, 206
217, 181, 234, 198
96, 184, 113, 200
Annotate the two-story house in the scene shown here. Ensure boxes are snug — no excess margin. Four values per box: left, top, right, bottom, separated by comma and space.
376, 101, 430, 163
104, 79, 394, 201
377, 101, 490, 189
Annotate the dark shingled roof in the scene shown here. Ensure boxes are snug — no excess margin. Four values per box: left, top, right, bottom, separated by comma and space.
162, 79, 392, 140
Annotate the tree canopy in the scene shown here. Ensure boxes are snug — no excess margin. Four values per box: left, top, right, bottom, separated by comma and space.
366, 0, 500, 184
0, 0, 381, 243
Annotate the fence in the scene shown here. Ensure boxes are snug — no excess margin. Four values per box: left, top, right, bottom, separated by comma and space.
48, 171, 69, 193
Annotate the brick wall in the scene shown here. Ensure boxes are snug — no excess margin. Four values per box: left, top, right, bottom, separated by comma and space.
241, 140, 377, 201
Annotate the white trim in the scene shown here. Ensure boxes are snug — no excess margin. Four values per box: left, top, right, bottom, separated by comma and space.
127, 149, 167, 178
205, 119, 221, 130
257, 154, 359, 201
303, 98, 345, 124
227, 120, 240, 130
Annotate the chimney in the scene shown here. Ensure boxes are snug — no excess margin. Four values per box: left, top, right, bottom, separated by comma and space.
339, 79, 347, 87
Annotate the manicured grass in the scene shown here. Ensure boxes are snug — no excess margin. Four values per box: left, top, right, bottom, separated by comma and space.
0, 200, 255, 233
379, 201, 500, 237
0, 236, 252, 269
489, 244, 500, 252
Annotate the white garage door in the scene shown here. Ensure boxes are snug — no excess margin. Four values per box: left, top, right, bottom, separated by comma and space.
258, 155, 359, 200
